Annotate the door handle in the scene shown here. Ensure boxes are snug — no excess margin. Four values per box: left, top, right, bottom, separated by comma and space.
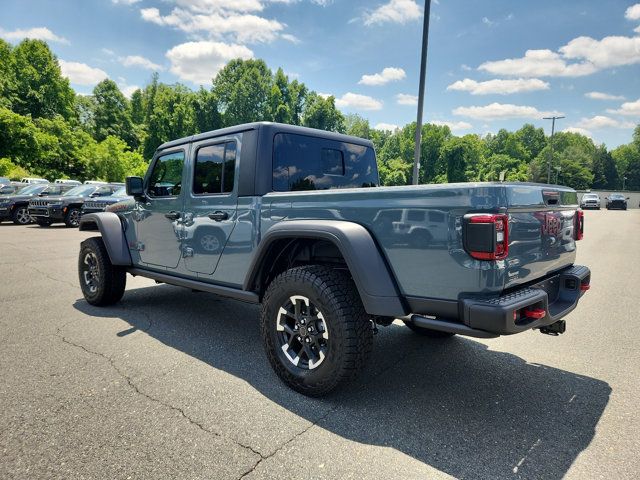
164, 211, 181, 220
208, 211, 229, 222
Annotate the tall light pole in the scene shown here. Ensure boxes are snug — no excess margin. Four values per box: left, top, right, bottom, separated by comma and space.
623, 175, 627, 191
412, 0, 432, 185
543, 116, 565, 184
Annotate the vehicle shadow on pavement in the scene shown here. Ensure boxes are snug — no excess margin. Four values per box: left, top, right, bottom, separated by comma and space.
74, 285, 611, 480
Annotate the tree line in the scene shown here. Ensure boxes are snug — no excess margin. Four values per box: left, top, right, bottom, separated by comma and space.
1, 38, 639, 190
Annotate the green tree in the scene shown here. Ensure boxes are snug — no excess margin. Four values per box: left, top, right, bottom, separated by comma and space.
11, 39, 75, 120
514, 124, 547, 161
75, 94, 96, 134
478, 154, 529, 182
378, 157, 412, 185
439, 135, 484, 183
93, 79, 137, 148
0, 39, 16, 109
302, 93, 345, 133
129, 89, 145, 125
193, 87, 221, 133
213, 59, 272, 126
86, 136, 147, 182
344, 114, 371, 139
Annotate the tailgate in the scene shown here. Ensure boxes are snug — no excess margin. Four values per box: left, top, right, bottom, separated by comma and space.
504, 185, 579, 290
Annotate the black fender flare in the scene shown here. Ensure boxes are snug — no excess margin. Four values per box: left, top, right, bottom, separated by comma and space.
244, 220, 407, 317
79, 212, 132, 266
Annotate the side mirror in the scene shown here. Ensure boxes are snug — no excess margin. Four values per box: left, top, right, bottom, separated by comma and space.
627, 197, 630, 200
604, 197, 608, 200
126, 176, 144, 200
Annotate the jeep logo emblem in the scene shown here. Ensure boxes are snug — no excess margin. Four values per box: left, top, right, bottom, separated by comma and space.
542, 214, 562, 236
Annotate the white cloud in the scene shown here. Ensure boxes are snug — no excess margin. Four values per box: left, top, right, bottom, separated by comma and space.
430, 120, 473, 131
453, 102, 562, 120
396, 93, 418, 105
102, 48, 116, 56
359, 67, 406, 86
479, 49, 596, 77
625, 3, 640, 20
446, 78, 549, 95
374, 122, 399, 131
120, 55, 164, 71
364, 0, 421, 26
559, 35, 640, 69
479, 30, 640, 78
334, 92, 383, 111
140, 4, 286, 44
0, 27, 69, 44
59, 60, 108, 86
166, 41, 253, 85
564, 127, 593, 138
607, 98, 640, 117
112, 0, 142, 5
573, 115, 635, 130
635, 25, 640, 34
585, 91, 626, 101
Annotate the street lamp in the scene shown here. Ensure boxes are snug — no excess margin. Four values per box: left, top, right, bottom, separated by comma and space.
412, 0, 432, 185
623, 175, 627, 191
555, 166, 562, 185
543, 116, 565, 184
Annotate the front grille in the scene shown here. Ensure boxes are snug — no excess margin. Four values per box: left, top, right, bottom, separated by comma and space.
30, 200, 49, 207
83, 201, 106, 210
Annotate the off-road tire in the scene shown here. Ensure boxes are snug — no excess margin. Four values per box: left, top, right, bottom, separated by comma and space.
11, 205, 31, 225
65, 207, 81, 227
403, 320, 455, 338
261, 265, 373, 397
78, 236, 126, 306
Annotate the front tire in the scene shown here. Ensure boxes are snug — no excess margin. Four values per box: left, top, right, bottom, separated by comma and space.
78, 237, 126, 306
12, 206, 31, 225
65, 207, 81, 227
261, 265, 373, 396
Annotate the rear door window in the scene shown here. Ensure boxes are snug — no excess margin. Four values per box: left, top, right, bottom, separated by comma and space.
272, 133, 378, 191
193, 141, 237, 195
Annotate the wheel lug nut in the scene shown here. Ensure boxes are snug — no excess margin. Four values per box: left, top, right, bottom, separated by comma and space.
305, 338, 310, 343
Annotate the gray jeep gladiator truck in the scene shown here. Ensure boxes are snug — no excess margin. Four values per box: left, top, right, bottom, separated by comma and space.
78, 122, 590, 396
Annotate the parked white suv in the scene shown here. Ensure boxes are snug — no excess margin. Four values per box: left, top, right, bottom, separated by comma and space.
580, 193, 601, 210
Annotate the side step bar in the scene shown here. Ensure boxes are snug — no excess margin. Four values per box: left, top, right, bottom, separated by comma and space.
128, 268, 260, 304
409, 315, 499, 339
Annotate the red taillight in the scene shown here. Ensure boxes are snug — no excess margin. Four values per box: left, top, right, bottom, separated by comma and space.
466, 214, 509, 261
575, 210, 584, 241
580, 283, 590, 292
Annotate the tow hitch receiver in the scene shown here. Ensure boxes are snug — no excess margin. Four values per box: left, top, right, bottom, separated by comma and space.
539, 320, 566, 336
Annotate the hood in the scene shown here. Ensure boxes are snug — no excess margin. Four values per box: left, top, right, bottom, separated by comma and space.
91, 195, 132, 204
32, 195, 85, 203
0, 194, 36, 203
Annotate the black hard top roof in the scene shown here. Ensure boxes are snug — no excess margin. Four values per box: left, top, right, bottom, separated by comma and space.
157, 122, 374, 152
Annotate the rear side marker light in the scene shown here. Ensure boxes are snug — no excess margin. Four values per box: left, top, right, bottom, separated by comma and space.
466, 214, 509, 261
580, 283, 590, 292
523, 308, 546, 319
575, 210, 584, 241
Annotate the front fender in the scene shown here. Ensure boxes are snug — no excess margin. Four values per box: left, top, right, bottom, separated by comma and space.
79, 212, 132, 266
244, 220, 407, 317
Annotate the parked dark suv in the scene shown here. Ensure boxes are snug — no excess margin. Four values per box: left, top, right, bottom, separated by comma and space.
0, 183, 74, 225
29, 184, 119, 227
605, 193, 629, 210
81, 186, 131, 216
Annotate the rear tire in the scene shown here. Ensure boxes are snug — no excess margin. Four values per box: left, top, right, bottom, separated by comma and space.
403, 320, 455, 338
78, 237, 126, 306
261, 265, 373, 396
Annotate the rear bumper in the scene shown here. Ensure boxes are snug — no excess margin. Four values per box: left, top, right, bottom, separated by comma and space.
410, 265, 591, 337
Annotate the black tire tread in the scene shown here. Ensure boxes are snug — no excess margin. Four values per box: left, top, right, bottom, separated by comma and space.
78, 236, 126, 306
261, 265, 372, 396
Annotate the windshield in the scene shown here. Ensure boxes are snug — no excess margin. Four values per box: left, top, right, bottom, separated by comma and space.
112, 187, 127, 196
16, 184, 47, 195
610, 194, 624, 199
584, 194, 598, 199
0, 177, 9, 184
63, 185, 97, 197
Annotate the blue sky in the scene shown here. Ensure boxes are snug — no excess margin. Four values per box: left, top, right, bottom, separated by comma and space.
2, 0, 640, 147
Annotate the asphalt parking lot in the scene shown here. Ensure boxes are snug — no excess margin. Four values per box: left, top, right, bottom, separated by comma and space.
1, 210, 638, 480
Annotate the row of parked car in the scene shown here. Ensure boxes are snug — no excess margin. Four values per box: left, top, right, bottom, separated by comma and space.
579, 193, 633, 210
0, 179, 131, 227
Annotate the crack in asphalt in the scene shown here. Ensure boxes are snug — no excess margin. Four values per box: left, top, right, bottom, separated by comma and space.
56, 326, 265, 469
24, 263, 77, 290
236, 338, 424, 479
